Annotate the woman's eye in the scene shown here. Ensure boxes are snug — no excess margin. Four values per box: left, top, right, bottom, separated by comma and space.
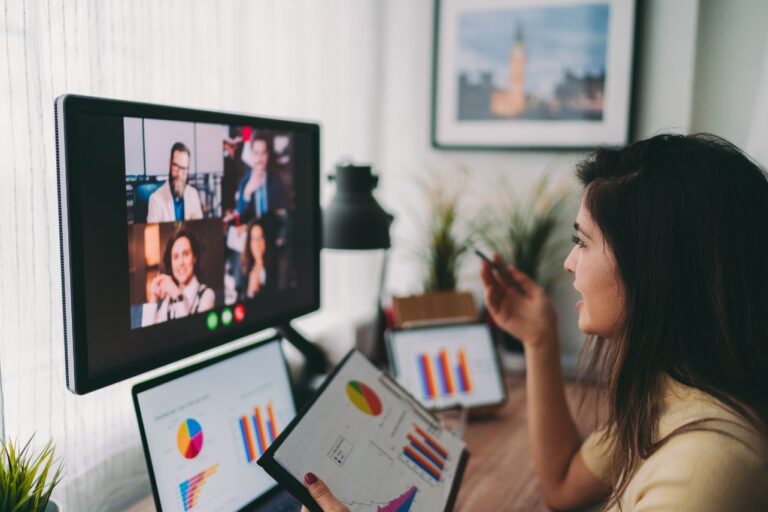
571, 234, 585, 248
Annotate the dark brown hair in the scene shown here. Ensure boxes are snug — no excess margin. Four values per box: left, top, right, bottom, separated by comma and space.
162, 229, 200, 284
250, 132, 275, 170
241, 219, 268, 275
577, 133, 768, 507
168, 141, 191, 175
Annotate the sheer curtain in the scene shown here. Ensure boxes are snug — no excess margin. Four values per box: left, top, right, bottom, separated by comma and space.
0, 1, 383, 509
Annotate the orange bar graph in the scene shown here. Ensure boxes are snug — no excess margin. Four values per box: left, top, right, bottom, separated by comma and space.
242, 415, 257, 462
439, 349, 455, 394
254, 407, 268, 454
423, 355, 438, 399
414, 424, 449, 459
267, 402, 278, 441
406, 433, 445, 469
457, 348, 473, 393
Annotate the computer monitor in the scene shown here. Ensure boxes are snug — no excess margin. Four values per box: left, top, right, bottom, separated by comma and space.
132, 335, 299, 511
55, 95, 320, 394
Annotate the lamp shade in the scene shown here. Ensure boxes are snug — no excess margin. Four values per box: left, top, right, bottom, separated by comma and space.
323, 164, 392, 250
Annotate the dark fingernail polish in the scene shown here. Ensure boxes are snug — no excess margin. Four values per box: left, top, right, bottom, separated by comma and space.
304, 472, 318, 484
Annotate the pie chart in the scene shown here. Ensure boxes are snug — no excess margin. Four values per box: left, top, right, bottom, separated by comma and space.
346, 380, 383, 416
177, 418, 204, 459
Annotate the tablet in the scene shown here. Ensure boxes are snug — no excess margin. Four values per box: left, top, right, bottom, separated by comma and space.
386, 323, 507, 411
258, 350, 469, 512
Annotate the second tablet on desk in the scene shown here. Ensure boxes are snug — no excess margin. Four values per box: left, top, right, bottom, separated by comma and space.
386, 322, 507, 413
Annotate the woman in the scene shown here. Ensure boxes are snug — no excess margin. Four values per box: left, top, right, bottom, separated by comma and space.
239, 219, 272, 298
144, 230, 215, 325
300, 134, 768, 511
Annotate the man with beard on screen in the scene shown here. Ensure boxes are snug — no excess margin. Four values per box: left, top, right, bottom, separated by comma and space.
147, 142, 204, 222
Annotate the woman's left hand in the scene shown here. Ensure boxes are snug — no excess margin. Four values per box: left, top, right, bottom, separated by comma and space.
300, 473, 349, 512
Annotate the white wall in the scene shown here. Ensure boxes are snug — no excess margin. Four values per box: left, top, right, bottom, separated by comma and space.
375, 0, 701, 356
691, 0, 768, 147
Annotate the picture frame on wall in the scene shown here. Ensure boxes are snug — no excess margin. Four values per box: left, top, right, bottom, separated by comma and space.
431, 0, 638, 150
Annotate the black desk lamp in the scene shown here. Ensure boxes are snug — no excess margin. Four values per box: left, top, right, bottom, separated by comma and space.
323, 163, 392, 250
323, 163, 394, 360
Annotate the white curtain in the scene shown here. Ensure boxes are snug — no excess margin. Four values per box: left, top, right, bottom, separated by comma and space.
0, 1, 382, 509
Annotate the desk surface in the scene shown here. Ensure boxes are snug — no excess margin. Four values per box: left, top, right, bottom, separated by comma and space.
454, 375, 605, 511
124, 375, 605, 512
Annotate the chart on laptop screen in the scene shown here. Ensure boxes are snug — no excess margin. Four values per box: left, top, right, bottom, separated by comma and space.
136, 341, 295, 511
389, 324, 505, 410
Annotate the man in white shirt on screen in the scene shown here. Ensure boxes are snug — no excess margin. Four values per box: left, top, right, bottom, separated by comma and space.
146, 142, 204, 223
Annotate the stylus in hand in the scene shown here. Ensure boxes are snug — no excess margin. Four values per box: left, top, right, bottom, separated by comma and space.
474, 248, 527, 297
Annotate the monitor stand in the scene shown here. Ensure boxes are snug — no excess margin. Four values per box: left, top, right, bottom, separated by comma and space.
277, 323, 328, 403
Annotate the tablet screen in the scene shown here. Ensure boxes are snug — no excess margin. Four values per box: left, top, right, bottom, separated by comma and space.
264, 350, 467, 512
387, 323, 506, 410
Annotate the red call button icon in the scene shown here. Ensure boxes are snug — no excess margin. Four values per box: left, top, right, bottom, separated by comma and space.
233, 304, 246, 322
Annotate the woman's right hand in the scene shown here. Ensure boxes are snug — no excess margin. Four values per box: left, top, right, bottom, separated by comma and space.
150, 274, 179, 303
301, 473, 349, 512
480, 254, 558, 350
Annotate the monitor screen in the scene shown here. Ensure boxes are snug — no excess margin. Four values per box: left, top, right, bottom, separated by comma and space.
56, 95, 320, 393
386, 323, 506, 410
133, 337, 296, 511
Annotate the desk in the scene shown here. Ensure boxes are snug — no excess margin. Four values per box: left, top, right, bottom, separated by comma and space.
454, 375, 606, 511
124, 376, 605, 512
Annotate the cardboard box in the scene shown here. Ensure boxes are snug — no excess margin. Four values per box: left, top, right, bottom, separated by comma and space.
392, 290, 478, 328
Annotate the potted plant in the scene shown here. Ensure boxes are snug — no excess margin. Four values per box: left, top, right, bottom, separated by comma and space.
475, 174, 574, 351
418, 170, 473, 293
395, 169, 478, 328
1, 436, 63, 511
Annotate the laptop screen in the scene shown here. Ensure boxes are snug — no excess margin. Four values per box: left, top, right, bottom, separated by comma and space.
133, 338, 296, 511
387, 323, 506, 410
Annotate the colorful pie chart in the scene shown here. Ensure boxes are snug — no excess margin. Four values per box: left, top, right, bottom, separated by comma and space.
346, 380, 383, 416
177, 418, 204, 459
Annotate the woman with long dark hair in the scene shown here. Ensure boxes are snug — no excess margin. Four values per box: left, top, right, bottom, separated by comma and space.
300, 134, 768, 511
144, 229, 215, 326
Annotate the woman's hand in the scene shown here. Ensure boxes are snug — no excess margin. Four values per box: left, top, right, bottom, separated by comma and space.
247, 267, 262, 297
301, 473, 349, 512
150, 274, 177, 303
480, 254, 557, 349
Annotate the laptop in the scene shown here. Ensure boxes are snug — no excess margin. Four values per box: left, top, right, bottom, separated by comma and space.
385, 322, 507, 413
132, 335, 301, 511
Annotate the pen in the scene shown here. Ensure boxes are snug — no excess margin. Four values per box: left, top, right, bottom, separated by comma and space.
474, 247, 527, 296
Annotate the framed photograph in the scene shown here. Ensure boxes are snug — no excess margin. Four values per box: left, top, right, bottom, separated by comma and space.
431, 0, 638, 149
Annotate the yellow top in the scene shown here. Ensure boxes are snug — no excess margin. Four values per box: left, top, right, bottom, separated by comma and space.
580, 375, 768, 511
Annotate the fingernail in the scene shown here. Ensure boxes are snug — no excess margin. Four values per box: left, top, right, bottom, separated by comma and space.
304, 472, 318, 484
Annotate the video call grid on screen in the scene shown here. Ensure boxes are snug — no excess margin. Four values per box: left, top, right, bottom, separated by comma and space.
124, 118, 300, 330
133, 338, 296, 511
57, 95, 320, 393
387, 323, 506, 410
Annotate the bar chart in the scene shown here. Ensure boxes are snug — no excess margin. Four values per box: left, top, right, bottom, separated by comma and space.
416, 347, 473, 400
401, 424, 448, 482
377, 486, 418, 512
237, 401, 279, 463
178, 463, 218, 511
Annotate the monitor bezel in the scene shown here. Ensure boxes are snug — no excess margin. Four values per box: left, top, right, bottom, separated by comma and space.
131, 333, 296, 512
56, 94, 321, 394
